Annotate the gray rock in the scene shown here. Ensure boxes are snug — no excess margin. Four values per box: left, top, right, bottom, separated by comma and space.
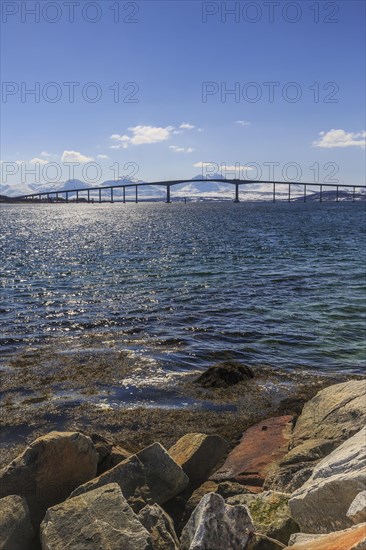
0, 431, 98, 529
180, 492, 254, 550
40, 483, 152, 549
138, 503, 180, 549
266, 380, 366, 493
292, 379, 366, 445
169, 433, 229, 489
289, 427, 366, 533
71, 442, 189, 512
347, 491, 366, 524
227, 491, 298, 549
0, 495, 35, 550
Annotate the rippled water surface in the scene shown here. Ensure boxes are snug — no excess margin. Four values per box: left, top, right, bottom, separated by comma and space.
1, 202, 365, 374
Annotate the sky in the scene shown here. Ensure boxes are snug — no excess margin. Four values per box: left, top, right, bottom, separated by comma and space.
1, 0, 365, 192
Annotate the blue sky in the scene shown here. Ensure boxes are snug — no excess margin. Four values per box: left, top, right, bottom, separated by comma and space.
1, 0, 365, 190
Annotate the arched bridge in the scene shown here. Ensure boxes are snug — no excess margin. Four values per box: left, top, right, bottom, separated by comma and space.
9, 178, 366, 203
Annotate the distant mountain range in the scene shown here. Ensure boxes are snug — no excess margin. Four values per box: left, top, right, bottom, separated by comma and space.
1, 174, 364, 201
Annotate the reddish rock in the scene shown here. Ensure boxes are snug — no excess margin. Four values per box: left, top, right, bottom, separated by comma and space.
286, 522, 366, 549
210, 416, 293, 489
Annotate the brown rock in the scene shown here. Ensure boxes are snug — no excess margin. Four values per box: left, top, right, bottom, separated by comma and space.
0, 495, 35, 550
194, 361, 254, 388
0, 431, 98, 529
90, 433, 131, 475
138, 503, 180, 550
169, 433, 229, 489
210, 416, 293, 490
286, 522, 366, 549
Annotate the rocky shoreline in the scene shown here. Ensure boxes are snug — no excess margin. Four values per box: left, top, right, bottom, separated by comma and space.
0, 377, 365, 549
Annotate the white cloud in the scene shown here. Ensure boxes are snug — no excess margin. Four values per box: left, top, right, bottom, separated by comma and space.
30, 157, 48, 165
61, 150, 94, 163
40, 151, 51, 157
193, 162, 216, 168
169, 145, 195, 153
313, 129, 366, 148
111, 126, 174, 148
179, 122, 195, 130
236, 120, 251, 126
97, 154, 109, 160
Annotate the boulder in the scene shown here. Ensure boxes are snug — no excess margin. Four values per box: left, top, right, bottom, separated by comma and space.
286, 523, 366, 549
289, 427, 366, 533
347, 491, 366, 524
266, 380, 366, 493
90, 433, 131, 475
169, 433, 229, 489
70, 442, 189, 512
291, 380, 366, 446
40, 483, 152, 549
227, 491, 299, 549
211, 416, 293, 490
138, 503, 180, 550
0, 495, 35, 550
195, 361, 254, 388
0, 431, 98, 528
264, 439, 335, 493
180, 492, 254, 550
181, 480, 251, 529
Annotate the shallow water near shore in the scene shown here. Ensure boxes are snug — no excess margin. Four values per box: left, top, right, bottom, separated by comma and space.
1, 200, 365, 462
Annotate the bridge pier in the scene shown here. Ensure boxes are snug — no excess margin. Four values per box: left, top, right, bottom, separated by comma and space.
87, 190, 90, 203
123, 187, 126, 203
166, 185, 171, 203
76, 190, 79, 203
99, 189, 102, 203
320, 185, 323, 202
66, 192, 69, 203
336, 186, 339, 202
135, 185, 138, 203
353, 186, 356, 202
111, 188, 114, 203
304, 184, 307, 202
234, 183, 240, 202
288, 184, 291, 203
273, 182, 276, 202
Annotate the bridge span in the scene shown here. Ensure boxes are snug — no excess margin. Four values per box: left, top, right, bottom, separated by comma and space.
8, 178, 366, 204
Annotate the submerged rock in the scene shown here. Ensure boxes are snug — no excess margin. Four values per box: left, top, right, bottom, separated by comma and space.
138, 503, 181, 550
286, 523, 366, 549
194, 361, 254, 388
347, 491, 366, 525
169, 433, 229, 489
0, 431, 98, 529
211, 416, 293, 490
40, 483, 152, 549
70, 442, 189, 512
289, 426, 366, 533
180, 492, 254, 550
0, 495, 35, 550
227, 491, 299, 549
